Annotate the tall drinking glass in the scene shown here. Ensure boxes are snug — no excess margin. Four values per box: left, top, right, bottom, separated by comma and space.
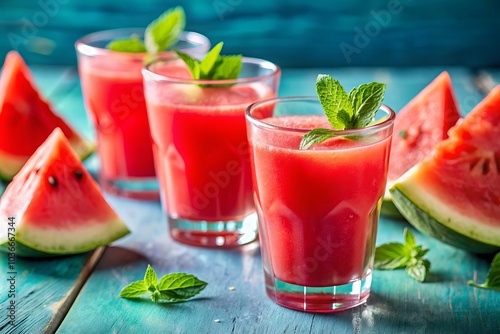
76, 29, 210, 200
246, 97, 395, 312
142, 57, 280, 247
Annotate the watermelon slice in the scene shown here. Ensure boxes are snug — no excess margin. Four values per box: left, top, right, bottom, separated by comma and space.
0, 51, 94, 181
390, 86, 500, 253
382, 72, 461, 217
0, 128, 129, 257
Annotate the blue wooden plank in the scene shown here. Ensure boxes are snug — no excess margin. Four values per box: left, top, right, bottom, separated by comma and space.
1, 1, 500, 67
56, 68, 499, 333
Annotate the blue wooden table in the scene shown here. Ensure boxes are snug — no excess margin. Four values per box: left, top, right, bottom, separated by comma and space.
1, 66, 499, 334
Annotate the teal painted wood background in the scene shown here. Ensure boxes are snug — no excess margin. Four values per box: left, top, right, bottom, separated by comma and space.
1, 0, 500, 67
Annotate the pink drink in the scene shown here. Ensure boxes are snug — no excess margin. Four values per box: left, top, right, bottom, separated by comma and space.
143, 58, 280, 247
246, 98, 395, 312
76, 29, 209, 199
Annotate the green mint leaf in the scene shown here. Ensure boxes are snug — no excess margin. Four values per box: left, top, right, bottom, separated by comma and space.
299, 128, 338, 150
210, 55, 243, 82
374, 229, 431, 282
411, 245, 429, 259
145, 6, 186, 55
349, 82, 386, 128
199, 42, 223, 76
374, 243, 410, 270
119, 280, 147, 299
176, 42, 242, 86
175, 51, 200, 79
106, 36, 147, 53
316, 74, 353, 130
468, 252, 500, 291
406, 259, 431, 283
158, 273, 208, 301
398, 129, 408, 139
150, 290, 161, 303
144, 264, 158, 290
404, 228, 417, 248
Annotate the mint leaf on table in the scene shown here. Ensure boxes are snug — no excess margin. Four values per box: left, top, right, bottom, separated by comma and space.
144, 264, 158, 291
106, 6, 185, 58
373, 242, 410, 270
145, 6, 186, 56
158, 273, 208, 301
468, 252, 500, 291
175, 42, 242, 87
119, 280, 147, 298
107, 35, 147, 53
300, 74, 386, 150
374, 228, 431, 283
119, 265, 208, 303
406, 258, 431, 283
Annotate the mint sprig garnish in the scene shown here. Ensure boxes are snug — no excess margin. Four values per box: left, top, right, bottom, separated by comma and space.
299, 74, 386, 150
374, 228, 431, 282
119, 265, 207, 303
107, 6, 185, 56
175, 42, 242, 86
468, 252, 500, 291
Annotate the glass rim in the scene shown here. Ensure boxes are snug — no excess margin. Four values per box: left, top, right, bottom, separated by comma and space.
75, 29, 210, 57
142, 57, 281, 85
245, 96, 396, 135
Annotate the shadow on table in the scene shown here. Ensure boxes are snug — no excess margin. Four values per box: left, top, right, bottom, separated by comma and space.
94, 246, 147, 270
311, 291, 500, 333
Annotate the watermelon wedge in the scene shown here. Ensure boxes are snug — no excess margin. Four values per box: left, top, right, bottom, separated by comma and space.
390, 86, 500, 253
0, 51, 94, 181
0, 128, 129, 257
382, 72, 461, 217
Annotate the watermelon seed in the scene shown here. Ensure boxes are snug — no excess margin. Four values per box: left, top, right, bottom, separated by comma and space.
48, 176, 58, 187
398, 129, 407, 139
75, 170, 83, 180
469, 158, 480, 171
482, 160, 490, 175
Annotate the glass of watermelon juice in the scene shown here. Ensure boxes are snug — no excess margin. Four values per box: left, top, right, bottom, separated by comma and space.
75, 29, 210, 200
142, 57, 280, 247
246, 97, 395, 312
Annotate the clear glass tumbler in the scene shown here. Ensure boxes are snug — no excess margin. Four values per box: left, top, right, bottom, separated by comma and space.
76, 29, 210, 200
246, 97, 395, 312
142, 57, 280, 247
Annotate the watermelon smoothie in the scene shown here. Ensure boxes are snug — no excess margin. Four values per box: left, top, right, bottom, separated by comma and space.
76, 29, 209, 200
143, 58, 280, 247
246, 97, 395, 312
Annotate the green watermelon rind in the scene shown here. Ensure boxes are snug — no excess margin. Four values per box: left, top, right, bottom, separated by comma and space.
0, 218, 129, 257
0, 139, 95, 182
390, 181, 500, 254
381, 190, 404, 219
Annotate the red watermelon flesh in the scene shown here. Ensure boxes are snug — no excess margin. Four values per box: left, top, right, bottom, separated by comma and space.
416, 85, 500, 225
0, 51, 93, 181
388, 72, 461, 184
0, 128, 129, 256
390, 85, 500, 252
